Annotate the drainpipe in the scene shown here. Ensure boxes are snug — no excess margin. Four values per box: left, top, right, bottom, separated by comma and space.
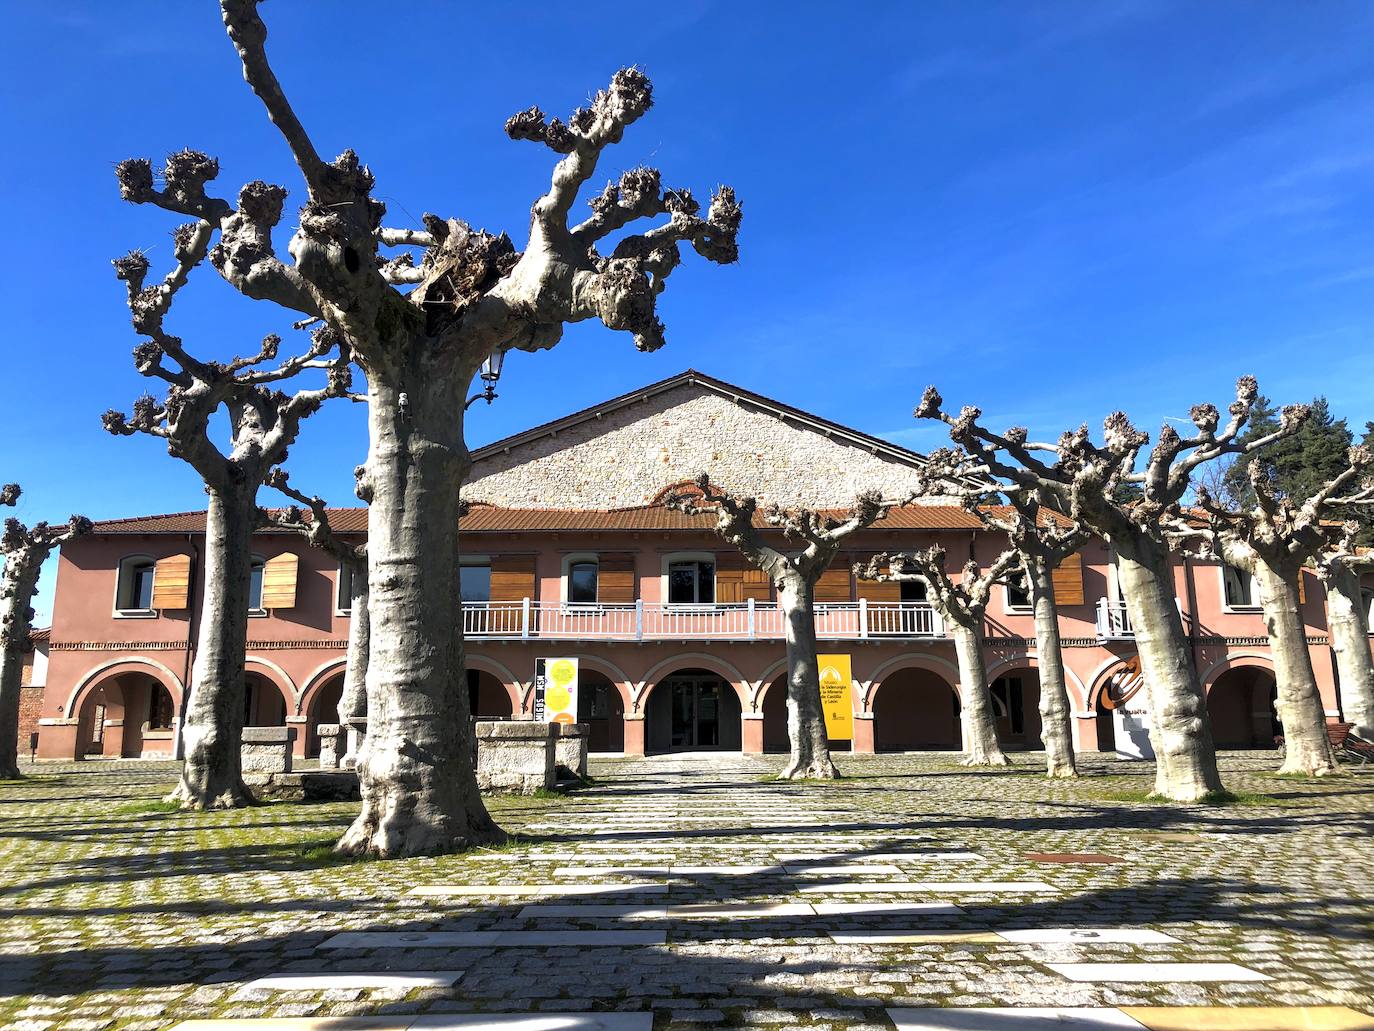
173, 533, 201, 761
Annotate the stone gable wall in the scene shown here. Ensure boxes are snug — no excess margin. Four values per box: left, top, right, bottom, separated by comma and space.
465, 385, 926, 509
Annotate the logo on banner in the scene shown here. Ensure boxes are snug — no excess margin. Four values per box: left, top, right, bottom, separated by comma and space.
817, 653, 853, 740
535, 657, 579, 725
1100, 654, 1146, 711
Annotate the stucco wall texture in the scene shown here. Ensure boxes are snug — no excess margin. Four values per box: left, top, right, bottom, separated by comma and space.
465, 384, 928, 510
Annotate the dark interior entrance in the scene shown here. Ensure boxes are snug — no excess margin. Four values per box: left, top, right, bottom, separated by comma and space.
646, 669, 742, 752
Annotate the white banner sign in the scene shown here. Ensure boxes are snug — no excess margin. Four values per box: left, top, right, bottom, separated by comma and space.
534, 657, 579, 725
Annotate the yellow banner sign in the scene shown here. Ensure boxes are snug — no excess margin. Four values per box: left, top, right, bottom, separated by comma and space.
817, 654, 853, 740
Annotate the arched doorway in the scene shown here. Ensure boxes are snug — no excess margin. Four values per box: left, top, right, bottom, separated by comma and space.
872, 667, 961, 751
760, 675, 850, 753
990, 669, 1044, 750
467, 669, 515, 718
74, 675, 178, 758
577, 670, 625, 752
244, 672, 289, 727
1207, 666, 1279, 748
645, 668, 742, 753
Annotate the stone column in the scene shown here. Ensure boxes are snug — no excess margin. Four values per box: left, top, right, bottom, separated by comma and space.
623, 714, 646, 757
851, 712, 875, 754
741, 712, 764, 754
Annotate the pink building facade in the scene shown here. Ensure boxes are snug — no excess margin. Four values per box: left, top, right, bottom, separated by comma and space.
33, 372, 1368, 762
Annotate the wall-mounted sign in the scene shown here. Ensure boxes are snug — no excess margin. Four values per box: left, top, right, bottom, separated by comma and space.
817, 653, 853, 740
1099, 654, 1153, 759
534, 657, 579, 725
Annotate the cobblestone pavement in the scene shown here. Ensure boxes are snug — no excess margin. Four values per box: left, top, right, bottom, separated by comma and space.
1, 751, 1372, 1029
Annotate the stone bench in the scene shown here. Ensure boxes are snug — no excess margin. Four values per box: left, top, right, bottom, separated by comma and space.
475, 720, 555, 794
555, 721, 590, 782
241, 726, 294, 774
316, 723, 345, 769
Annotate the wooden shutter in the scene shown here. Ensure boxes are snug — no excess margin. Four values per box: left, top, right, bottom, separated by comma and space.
260, 553, 299, 609
814, 565, 852, 603
716, 552, 770, 603
856, 566, 900, 604
490, 555, 537, 602
598, 554, 636, 604
1297, 568, 1307, 605
1051, 551, 1084, 606
150, 553, 192, 610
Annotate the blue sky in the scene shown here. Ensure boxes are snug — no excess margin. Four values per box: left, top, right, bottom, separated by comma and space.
4, 2, 1374, 621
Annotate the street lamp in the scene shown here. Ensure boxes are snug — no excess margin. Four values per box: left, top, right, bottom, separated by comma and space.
465, 348, 505, 410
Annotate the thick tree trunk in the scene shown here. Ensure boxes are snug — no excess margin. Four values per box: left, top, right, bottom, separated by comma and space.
949, 621, 1008, 766
167, 487, 256, 809
340, 564, 369, 768
1252, 563, 1338, 776
1026, 558, 1077, 778
1114, 540, 1224, 801
337, 380, 503, 857
777, 578, 838, 780
1326, 564, 1374, 737
0, 558, 41, 780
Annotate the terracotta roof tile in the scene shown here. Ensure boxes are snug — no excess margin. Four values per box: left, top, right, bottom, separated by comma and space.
92, 503, 999, 535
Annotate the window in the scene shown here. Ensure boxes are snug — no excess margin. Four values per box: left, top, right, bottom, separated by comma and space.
669, 560, 715, 604
115, 557, 156, 613
460, 562, 491, 604
568, 561, 599, 604
248, 557, 266, 613
336, 561, 356, 614
1362, 588, 1374, 629
146, 685, 174, 730
1222, 564, 1255, 609
900, 579, 928, 603
1004, 571, 1031, 610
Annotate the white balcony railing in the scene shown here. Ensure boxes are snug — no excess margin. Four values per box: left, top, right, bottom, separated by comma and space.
461, 600, 945, 642
1095, 598, 1134, 640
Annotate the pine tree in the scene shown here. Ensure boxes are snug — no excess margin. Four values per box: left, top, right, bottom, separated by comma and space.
1221, 396, 1352, 505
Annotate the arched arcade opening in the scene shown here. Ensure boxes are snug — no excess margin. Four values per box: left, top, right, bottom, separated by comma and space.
989, 669, 1044, 750
760, 674, 851, 753
1207, 665, 1279, 749
577, 669, 625, 753
645, 668, 742, 753
75, 673, 176, 758
467, 669, 516, 719
872, 667, 961, 751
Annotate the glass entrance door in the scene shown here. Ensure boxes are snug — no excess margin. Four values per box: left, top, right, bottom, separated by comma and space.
668, 677, 724, 749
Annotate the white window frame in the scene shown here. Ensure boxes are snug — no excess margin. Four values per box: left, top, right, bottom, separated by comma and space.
561, 552, 602, 609
1219, 562, 1260, 613
1002, 571, 1032, 613
335, 560, 355, 615
113, 555, 158, 619
661, 551, 717, 608
248, 554, 268, 617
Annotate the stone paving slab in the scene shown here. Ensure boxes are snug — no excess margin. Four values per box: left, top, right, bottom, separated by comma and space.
173, 1018, 652, 1031
1047, 963, 1271, 983
318, 931, 665, 948
241, 972, 466, 990
1120, 1006, 1374, 1029
408, 883, 669, 897
796, 880, 1058, 893
889, 1006, 1149, 1028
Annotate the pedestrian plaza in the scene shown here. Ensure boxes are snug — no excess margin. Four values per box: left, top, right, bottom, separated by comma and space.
1, 752, 1372, 1029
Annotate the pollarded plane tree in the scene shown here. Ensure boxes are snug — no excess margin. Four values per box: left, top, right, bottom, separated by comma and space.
0, 486, 91, 780
668, 475, 895, 779
912, 448, 1089, 777
1169, 451, 1374, 775
262, 470, 369, 767
914, 378, 1311, 800
105, 234, 350, 809
1317, 520, 1374, 738
115, 1, 741, 854
855, 546, 1021, 766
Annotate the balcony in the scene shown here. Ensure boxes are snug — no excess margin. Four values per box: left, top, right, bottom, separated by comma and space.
461, 600, 945, 642
1095, 598, 1135, 641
